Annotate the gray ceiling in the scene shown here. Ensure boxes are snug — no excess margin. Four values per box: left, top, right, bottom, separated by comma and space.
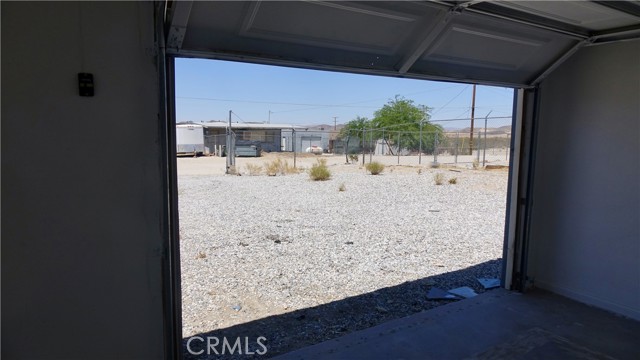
164, 1, 640, 87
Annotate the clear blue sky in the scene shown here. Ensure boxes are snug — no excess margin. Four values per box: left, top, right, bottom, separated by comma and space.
175, 58, 515, 129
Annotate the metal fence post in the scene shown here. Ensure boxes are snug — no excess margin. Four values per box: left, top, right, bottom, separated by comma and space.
433, 132, 439, 164
293, 129, 297, 168
483, 111, 490, 167
455, 132, 459, 164
226, 110, 235, 174
397, 131, 401, 165
476, 130, 481, 164
419, 120, 423, 165
369, 125, 373, 163
362, 128, 365, 166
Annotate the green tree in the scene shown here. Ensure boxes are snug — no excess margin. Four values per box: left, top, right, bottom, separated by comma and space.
339, 116, 370, 162
371, 95, 443, 152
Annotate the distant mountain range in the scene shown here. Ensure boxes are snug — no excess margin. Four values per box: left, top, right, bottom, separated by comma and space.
444, 125, 511, 134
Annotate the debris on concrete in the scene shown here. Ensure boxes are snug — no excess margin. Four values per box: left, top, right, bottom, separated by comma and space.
477, 278, 501, 289
448, 287, 478, 298
427, 287, 459, 300
232, 305, 242, 311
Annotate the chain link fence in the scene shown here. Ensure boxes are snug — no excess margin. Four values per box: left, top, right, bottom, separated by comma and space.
332, 129, 511, 166
199, 121, 511, 167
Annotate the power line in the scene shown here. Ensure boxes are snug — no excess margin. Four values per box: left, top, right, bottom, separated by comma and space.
431, 116, 511, 123
431, 85, 470, 116
231, 111, 247, 123
177, 96, 379, 109
274, 84, 467, 115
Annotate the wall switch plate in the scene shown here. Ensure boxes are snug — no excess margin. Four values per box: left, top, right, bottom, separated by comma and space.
78, 73, 94, 97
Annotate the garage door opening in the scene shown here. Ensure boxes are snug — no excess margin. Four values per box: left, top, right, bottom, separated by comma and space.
174, 58, 514, 358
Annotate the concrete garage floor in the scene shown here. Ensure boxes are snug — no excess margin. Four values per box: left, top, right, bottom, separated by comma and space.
275, 289, 639, 360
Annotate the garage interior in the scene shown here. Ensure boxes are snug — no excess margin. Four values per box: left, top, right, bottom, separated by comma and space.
2, 1, 638, 359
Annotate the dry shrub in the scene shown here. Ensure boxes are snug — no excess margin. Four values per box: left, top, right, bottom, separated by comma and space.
434, 173, 444, 185
309, 159, 331, 181
365, 161, 385, 175
284, 161, 299, 174
245, 163, 262, 176
265, 158, 298, 176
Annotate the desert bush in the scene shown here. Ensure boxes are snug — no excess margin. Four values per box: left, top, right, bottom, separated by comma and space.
417, 168, 422, 175
472, 159, 480, 169
434, 173, 444, 185
309, 159, 331, 181
265, 158, 298, 176
365, 161, 385, 175
448, 177, 458, 184
265, 158, 282, 176
283, 161, 299, 174
338, 183, 346, 192
348, 154, 359, 163
245, 163, 263, 176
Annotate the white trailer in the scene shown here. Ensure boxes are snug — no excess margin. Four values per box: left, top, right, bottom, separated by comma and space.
176, 124, 205, 155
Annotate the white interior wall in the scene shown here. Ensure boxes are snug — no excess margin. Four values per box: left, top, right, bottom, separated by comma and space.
528, 40, 640, 319
1, 2, 167, 358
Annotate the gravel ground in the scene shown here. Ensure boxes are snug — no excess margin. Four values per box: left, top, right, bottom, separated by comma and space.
179, 159, 508, 359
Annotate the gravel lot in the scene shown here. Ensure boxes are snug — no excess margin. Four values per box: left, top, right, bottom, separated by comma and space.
179, 155, 508, 359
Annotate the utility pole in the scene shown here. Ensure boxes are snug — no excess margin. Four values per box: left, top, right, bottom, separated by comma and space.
333, 116, 338, 130
268, 110, 272, 124
469, 84, 476, 156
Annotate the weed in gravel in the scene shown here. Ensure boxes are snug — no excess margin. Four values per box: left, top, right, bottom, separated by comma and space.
449, 177, 458, 184
348, 154, 359, 164
245, 163, 262, 176
266, 158, 298, 176
309, 159, 331, 181
265, 159, 282, 176
472, 159, 480, 169
284, 161, 299, 174
338, 183, 346, 192
196, 251, 206, 259
417, 168, 422, 175
434, 173, 444, 185
365, 161, 385, 175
